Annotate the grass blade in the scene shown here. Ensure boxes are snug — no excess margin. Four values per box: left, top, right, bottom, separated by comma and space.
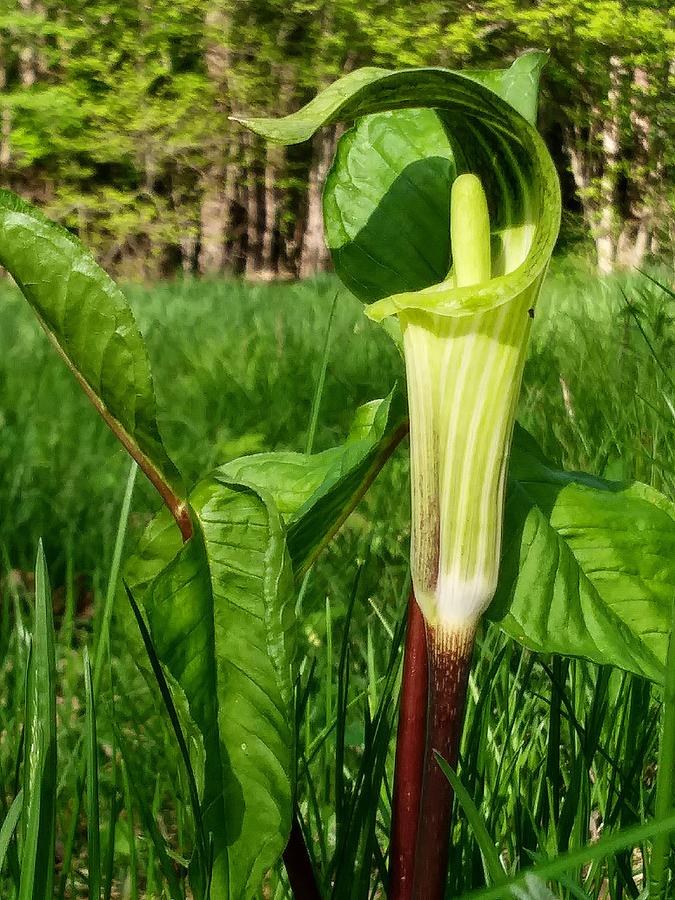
57, 461, 138, 900
433, 752, 505, 886
94, 460, 138, 699
116, 724, 185, 899
305, 291, 338, 455
467, 813, 675, 899
84, 645, 101, 899
0, 790, 23, 874
19, 541, 57, 900
124, 582, 208, 894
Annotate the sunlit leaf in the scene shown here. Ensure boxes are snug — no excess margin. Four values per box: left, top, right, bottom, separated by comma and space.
492, 426, 675, 684
220, 390, 407, 577
0, 190, 190, 537
126, 476, 297, 899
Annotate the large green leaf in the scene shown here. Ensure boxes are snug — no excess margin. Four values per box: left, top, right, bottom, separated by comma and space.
126, 476, 296, 899
234, 51, 559, 321
122, 394, 407, 891
491, 426, 675, 684
236, 54, 675, 681
126, 393, 407, 591
220, 391, 407, 577
0, 190, 190, 537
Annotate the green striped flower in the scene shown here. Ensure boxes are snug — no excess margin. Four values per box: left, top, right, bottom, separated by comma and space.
235, 51, 561, 638
378, 174, 539, 635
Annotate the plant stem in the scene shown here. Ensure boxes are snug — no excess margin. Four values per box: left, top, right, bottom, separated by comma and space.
412, 625, 474, 900
390, 591, 428, 900
305, 291, 338, 455
283, 812, 321, 900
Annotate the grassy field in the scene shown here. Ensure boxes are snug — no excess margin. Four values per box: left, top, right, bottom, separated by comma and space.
0, 257, 672, 897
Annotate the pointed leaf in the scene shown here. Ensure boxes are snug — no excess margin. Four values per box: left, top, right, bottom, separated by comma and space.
127, 476, 297, 899
0, 190, 190, 537
220, 391, 407, 577
124, 394, 408, 591
490, 426, 675, 683
433, 752, 504, 886
0, 792, 23, 875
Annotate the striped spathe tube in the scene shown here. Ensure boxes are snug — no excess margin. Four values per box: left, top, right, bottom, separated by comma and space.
399, 174, 533, 639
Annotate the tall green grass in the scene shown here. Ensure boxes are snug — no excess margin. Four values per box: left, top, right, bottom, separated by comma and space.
0, 259, 672, 896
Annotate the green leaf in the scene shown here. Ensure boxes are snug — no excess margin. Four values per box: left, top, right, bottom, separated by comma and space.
83, 646, 101, 900
490, 426, 675, 684
127, 476, 297, 899
466, 50, 548, 126
219, 390, 407, 578
124, 583, 209, 899
19, 542, 57, 900
124, 393, 407, 592
0, 792, 23, 877
466, 813, 675, 900
115, 729, 184, 899
0, 190, 190, 538
234, 51, 559, 321
433, 752, 505, 886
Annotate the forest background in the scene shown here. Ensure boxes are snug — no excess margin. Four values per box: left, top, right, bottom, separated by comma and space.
0, 0, 673, 282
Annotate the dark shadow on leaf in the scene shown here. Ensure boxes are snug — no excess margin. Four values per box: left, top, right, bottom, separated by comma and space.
330, 155, 455, 302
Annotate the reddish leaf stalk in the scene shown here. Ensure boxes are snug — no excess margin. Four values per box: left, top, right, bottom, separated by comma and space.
412, 625, 474, 899
389, 591, 428, 900
283, 812, 321, 900
39, 319, 193, 542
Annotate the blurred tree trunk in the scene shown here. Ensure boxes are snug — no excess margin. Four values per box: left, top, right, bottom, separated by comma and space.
616, 67, 654, 269
0, 48, 10, 169
563, 57, 627, 274
260, 144, 282, 276
18, 0, 37, 88
563, 56, 669, 273
299, 129, 335, 277
257, 62, 294, 278
200, 158, 237, 275
244, 131, 262, 277
594, 56, 624, 273
198, 5, 234, 276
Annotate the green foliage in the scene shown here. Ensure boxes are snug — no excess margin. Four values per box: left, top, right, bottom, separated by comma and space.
0, 0, 672, 274
126, 475, 297, 898
0, 266, 671, 895
0, 44, 672, 886
0, 190, 186, 527
220, 390, 407, 578
18, 543, 56, 900
493, 426, 675, 682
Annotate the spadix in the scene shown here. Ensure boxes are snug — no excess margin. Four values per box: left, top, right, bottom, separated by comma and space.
393, 173, 536, 635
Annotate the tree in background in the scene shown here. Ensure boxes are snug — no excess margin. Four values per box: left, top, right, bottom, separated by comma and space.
0, 0, 672, 277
